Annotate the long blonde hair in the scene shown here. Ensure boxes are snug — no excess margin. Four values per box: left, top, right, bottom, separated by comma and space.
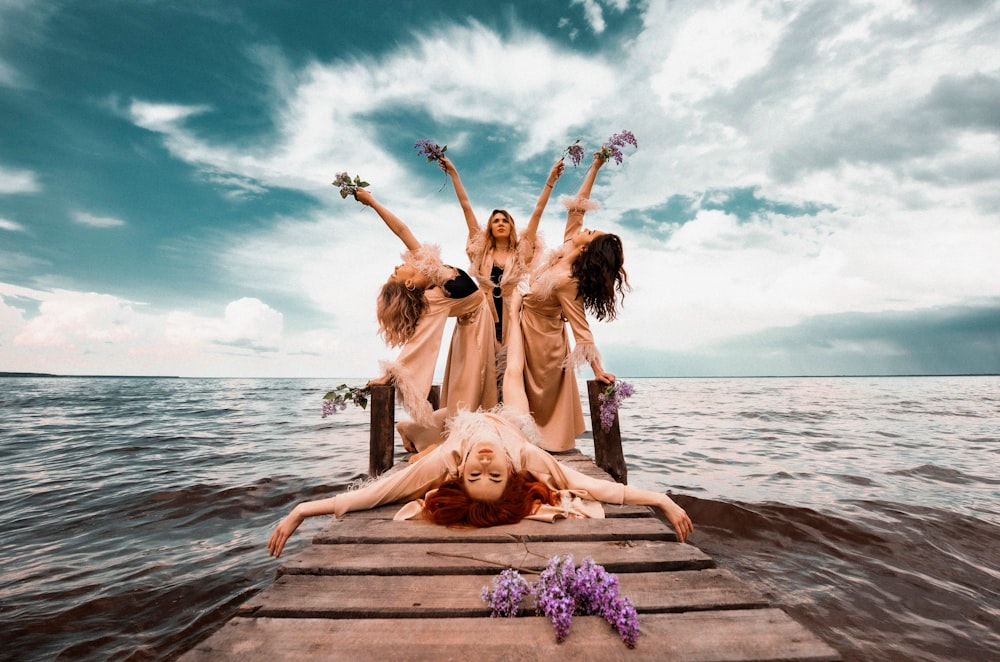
482, 209, 518, 252
376, 281, 426, 347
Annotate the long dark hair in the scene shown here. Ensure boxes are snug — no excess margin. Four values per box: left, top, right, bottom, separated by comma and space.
422, 472, 556, 527
571, 233, 630, 321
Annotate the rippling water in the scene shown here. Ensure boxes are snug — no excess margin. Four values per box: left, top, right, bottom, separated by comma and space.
1, 376, 998, 661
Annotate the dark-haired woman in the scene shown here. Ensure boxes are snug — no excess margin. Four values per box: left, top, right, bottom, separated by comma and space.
267, 409, 692, 557
355, 188, 497, 445
503, 151, 630, 451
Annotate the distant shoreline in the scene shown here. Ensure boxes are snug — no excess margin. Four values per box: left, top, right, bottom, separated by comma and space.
0, 372, 181, 379
2, 371, 996, 379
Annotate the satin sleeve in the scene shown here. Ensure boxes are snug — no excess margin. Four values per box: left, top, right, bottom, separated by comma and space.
520, 443, 626, 505
333, 438, 463, 515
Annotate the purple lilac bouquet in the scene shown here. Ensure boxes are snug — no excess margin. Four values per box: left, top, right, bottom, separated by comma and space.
480, 568, 531, 618
563, 139, 585, 167
597, 380, 635, 432
321, 384, 371, 417
414, 139, 447, 162
600, 130, 638, 165
481, 555, 641, 647
332, 172, 370, 200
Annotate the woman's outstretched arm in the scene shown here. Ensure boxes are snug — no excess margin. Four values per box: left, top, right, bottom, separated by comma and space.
564, 151, 606, 240
355, 188, 421, 251
521, 158, 566, 246
267, 450, 453, 557
438, 156, 480, 239
622, 485, 693, 543
524, 444, 693, 543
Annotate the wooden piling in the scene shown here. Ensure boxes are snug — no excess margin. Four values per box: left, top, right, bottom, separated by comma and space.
587, 379, 628, 484
368, 384, 441, 477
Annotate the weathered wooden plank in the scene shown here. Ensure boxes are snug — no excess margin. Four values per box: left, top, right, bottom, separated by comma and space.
240, 569, 769, 618
181, 610, 840, 662
312, 514, 677, 544
280, 539, 713, 576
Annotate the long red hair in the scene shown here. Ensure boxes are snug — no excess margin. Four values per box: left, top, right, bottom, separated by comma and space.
422, 472, 556, 527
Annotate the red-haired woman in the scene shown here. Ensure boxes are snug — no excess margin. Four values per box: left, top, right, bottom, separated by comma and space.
355, 188, 497, 447
503, 151, 629, 451
267, 409, 692, 557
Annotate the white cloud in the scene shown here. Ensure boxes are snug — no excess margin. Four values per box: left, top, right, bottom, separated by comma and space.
124, 20, 620, 201
129, 100, 211, 132
13, 291, 139, 347
0, 164, 40, 194
72, 211, 126, 228
0, 217, 26, 232
165, 297, 283, 350
650, 1, 786, 108
84, 2, 999, 376
0, 59, 20, 87
0, 285, 314, 376
572, 0, 607, 34
0, 294, 27, 346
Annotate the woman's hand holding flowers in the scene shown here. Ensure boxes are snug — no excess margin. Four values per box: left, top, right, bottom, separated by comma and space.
547, 158, 566, 187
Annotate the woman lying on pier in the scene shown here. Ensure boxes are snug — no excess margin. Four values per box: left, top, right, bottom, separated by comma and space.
267, 409, 692, 558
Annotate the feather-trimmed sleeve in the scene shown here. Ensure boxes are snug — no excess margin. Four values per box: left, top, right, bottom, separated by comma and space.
465, 231, 488, 279
402, 244, 453, 287
553, 278, 599, 370
560, 195, 601, 243
380, 291, 452, 425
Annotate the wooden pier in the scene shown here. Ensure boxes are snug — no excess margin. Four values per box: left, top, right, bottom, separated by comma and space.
180, 384, 840, 661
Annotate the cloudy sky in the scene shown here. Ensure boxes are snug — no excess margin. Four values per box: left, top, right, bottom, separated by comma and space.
1, 0, 998, 378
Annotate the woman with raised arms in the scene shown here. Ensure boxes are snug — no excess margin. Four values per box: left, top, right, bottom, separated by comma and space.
437, 155, 565, 390
502, 150, 630, 452
355, 187, 497, 450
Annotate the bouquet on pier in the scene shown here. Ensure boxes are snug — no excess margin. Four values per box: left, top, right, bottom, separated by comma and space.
481, 555, 640, 647
597, 380, 635, 432
321, 384, 371, 417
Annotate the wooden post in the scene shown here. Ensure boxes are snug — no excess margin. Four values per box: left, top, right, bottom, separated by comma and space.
368, 384, 442, 478
586, 380, 627, 484
368, 384, 395, 477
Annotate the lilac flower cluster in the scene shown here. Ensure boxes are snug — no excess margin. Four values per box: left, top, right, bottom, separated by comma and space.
321, 384, 371, 417
532, 555, 579, 642
414, 139, 447, 162
563, 139, 585, 167
480, 568, 531, 618
332, 171, 370, 200
597, 380, 635, 432
600, 130, 638, 165
481, 555, 641, 648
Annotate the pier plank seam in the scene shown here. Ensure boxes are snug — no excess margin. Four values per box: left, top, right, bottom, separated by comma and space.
180, 383, 841, 661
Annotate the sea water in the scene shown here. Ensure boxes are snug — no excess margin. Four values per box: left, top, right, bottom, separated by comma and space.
1, 376, 997, 661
